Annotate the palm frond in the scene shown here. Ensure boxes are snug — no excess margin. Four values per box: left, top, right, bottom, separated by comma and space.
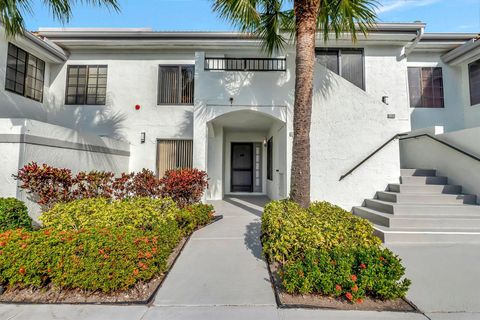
0, 0, 120, 36
318, 0, 378, 42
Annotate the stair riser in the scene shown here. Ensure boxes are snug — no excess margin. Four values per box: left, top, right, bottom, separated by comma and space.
400, 176, 447, 185
354, 207, 480, 228
364, 199, 394, 214
401, 169, 437, 177
388, 184, 462, 194
353, 207, 391, 226
375, 229, 480, 244
377, 192, 477, 205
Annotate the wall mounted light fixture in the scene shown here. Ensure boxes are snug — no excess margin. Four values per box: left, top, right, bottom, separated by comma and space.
140, 132, 146, 144
382, 96, 389, 105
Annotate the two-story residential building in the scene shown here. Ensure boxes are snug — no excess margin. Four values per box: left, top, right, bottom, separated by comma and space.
0, 23, 479, 230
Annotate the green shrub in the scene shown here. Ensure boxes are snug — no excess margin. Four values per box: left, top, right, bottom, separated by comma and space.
281, 247, 411, 301
0, 198, 32, 232
0, 225, 180, 292
176, 203, 215, 235
40, 197, 180, 231
262, 200, 381, 263
261, 200, 410, 302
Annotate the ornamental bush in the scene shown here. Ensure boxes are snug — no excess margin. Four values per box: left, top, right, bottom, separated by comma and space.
176, 203, 215, 236
261, 200, 410, 302
280, 247, 411, 301
160, 168, 208, 207
14, 163, 207, 209
0, 198, 32, 232
40, 197, 179, 231
0, 226, 180, 292
262, 200, 381, 263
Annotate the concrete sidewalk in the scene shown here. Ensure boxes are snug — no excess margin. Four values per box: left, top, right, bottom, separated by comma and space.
153, 196, 276, 307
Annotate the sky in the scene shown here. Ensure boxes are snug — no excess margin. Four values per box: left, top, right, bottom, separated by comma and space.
24, 0, 480, 33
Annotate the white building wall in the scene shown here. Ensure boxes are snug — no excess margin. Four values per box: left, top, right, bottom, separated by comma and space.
400, 127, 480, 204
0, 118, 130, 222
47, 51, 195, 174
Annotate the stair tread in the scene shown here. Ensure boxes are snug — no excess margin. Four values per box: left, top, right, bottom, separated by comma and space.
354, 206, 480, 219
378, 191, 475, 197
389, 183, 460, 187
374, 225, 480, 233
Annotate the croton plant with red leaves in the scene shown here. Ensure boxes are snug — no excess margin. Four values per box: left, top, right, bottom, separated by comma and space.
14, 163, 208, 209
160, 168, 209, 207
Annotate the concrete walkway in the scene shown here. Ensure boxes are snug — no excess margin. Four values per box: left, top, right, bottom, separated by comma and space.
154, 196, 276, 307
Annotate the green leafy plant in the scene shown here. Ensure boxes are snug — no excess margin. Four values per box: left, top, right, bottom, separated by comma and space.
262, 200, 381, 263
176, 203, 215, 236
0, 198, 32, 232
281, 247, 411, 302
0, 226, 180, 292
261, 200, 410, 303
40, 197, 179, 231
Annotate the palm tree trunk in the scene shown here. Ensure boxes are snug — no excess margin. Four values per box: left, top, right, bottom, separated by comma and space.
290, 0, 320, 208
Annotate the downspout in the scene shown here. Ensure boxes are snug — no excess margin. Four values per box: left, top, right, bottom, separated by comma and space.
404, 26, 425, 58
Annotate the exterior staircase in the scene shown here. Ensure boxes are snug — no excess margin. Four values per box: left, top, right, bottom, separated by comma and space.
353, 169, 480, 243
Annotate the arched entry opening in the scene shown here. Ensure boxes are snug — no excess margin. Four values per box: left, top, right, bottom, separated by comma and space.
205, 109, 287, 200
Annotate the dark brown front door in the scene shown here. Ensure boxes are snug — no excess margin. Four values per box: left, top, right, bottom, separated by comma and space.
231, 143, 253, 192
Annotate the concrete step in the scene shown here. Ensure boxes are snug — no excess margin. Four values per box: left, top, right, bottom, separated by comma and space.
373, 225, 480, 244
400, 176, 448, 185
354, 206, 480, 228
388, 183, 462, 194
364, 199, 480, 215
400, 168, 437, 177
376, 191, 477, 205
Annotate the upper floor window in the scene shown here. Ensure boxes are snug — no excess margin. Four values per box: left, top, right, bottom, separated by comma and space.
469, 59, 480, 106
204, 57, 286, 71
408, 67, 444, 108
316, 48, 364, 90
158, 65, 194, 105
65, 65, 107, 105
5, 43, 45, 102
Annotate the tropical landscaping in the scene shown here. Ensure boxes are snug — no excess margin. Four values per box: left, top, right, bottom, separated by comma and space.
0, 163, 213, 303
261, 200, 412, 309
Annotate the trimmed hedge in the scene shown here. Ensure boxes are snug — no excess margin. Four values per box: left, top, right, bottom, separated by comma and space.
0, 197, 214, 293
0, 198, 32, 232
262, 200, 381, 263
40, 197, 179, 231
0, 226, 179, 292
261, 200, 410, 302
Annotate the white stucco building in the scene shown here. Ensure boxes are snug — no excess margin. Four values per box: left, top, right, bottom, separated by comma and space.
0, 23, 479, 222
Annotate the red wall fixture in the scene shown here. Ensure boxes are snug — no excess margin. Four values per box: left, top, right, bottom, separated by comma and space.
135, 104, 141, 110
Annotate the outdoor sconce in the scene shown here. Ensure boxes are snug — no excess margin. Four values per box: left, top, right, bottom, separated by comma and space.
382, 96, 389, 105
140, 132, 146, 144
263, 138, 267, 147
229, 97, 234, 106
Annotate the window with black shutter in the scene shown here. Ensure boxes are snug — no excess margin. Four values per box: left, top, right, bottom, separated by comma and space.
158, 65, 194, 105
408, 67, 444, 108
5, 43, 45, 102
315, 48, 364, 90
267, 137, 273, 181
469, 59, 480, 106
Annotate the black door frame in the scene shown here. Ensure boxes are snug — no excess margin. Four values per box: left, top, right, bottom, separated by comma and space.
230, 142, 254, 192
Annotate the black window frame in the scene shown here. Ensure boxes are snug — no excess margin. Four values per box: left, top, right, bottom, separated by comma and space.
267, 137, 273, 181
468, 59, 480, 106
157, 65, 195, 106
65, 65, 108, 105
315, 48, 365, 90
5, 43, 45, 103
407, 66, 444, 108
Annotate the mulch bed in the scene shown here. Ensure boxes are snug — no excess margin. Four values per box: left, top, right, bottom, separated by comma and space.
267, 261, 419, 312
0, 215, 222, 305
